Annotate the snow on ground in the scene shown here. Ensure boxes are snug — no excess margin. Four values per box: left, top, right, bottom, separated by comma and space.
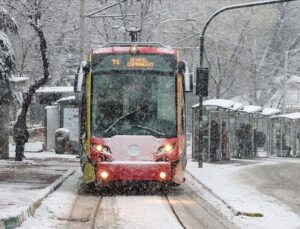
5, 142, 300, 228
187, 159, 300, 229
0, 184, 41, 220
19, 170, 81, 229
19, 171, 182, 229
9, 142, 44, 153
0, 149, 78, 223
9, 145, 77, 159
98, 196, 182, 229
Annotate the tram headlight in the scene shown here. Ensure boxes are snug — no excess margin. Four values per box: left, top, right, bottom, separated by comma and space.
95, 144, 103, 152
159, 172, 167, 180
100, 171, 109, 179
92, 144, 111, 155
158, 143, 176, 154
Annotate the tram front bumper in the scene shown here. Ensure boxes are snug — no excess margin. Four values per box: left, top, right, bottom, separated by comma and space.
96, 161, 172, 182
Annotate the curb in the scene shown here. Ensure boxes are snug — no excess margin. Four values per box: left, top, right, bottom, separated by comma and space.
186, 170, 264, 218
0, 169, 75, 229
186, 170, 240, 216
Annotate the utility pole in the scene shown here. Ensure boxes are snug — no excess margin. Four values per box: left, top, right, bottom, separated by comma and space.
283, 51, 288, 114
79, 0, 85, 62
197, 0, 299, 168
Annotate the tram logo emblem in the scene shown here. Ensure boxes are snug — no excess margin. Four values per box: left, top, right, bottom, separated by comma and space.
128, 145, 140, 156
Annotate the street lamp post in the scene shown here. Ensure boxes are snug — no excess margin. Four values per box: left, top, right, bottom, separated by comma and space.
283, 48, 300, 114
197, 0, 299, 168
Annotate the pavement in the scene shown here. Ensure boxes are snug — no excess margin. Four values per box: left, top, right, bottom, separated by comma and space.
0, 146, 79, 229
3, 143, 300, 228
186, 156, 300, 229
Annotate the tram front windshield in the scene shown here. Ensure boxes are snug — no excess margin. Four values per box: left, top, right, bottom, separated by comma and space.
92, 72, 176, 138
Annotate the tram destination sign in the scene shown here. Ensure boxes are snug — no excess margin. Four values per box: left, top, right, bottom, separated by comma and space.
92, 54, 176, 72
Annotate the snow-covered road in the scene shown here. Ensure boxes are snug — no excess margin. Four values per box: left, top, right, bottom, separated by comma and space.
19, 170, 235, 229
16, 151, 300, 229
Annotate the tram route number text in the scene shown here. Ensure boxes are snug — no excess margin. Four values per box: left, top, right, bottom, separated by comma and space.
112, 59, 120, 65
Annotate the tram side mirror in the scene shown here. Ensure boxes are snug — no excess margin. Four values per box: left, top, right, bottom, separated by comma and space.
196, 67, 209, 97
178, 60, 192, 93
74, 61, 90, 93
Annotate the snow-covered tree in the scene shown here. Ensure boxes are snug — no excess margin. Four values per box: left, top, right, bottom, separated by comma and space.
0, 5, 17, 159
9, 0, 50, 161
0, 5, 17, 104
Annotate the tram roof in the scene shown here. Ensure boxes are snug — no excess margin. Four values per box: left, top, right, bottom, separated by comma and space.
92, 45, 176, 55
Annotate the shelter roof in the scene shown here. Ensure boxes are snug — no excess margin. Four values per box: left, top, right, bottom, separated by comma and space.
261, 108, 281, 116
271, 112, 300, 120
55, 96, 76, 103
9, 77, 29, 83
231, 102, 244, 111
240, 105, 263, 114
192, 99, 235, 109
36, 86, 74, 94
287, 75, 300, 84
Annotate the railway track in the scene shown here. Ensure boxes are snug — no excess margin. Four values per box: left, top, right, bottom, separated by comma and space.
164, 194, 187, 229
66, 181, 236, 229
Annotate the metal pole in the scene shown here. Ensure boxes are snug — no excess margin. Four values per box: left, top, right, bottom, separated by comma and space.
198, 0, 298, 167
197, 35, 205, 168
283, 51, 288, 114
79, 0, 85, 62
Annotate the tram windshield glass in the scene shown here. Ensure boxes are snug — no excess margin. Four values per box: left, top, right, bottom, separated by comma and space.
92, 72, 176, 138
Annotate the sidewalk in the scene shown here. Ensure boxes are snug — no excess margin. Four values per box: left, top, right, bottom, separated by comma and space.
186, 157, 300, 229
0, 149, 79, 229
9, 142, 44, 153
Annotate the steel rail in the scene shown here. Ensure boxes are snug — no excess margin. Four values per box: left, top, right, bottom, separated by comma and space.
164, 193, 187, 229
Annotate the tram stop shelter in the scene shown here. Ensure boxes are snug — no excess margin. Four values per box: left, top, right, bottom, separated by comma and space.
270, 112, 300, 157
192, 99, 237, 162
234, 105, 263, 158
191, 99, 281, 162
258, 108, 281, 156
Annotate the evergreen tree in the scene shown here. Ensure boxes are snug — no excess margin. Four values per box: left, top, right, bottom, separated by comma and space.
0, 5, 17, 104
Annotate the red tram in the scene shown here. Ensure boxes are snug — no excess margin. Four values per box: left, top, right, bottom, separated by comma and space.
75, 43, 191, 187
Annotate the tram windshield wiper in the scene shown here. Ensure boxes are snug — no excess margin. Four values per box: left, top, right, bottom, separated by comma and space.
103, 104, 151, 134
133, 125, 166, 137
